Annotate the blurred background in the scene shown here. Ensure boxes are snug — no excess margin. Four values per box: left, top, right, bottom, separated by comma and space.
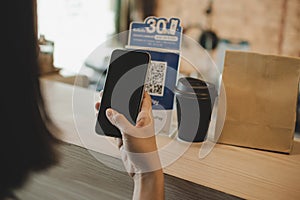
36, 0, 300, 131
36, 0, 299, 83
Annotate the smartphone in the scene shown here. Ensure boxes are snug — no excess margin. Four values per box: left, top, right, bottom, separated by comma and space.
95, 49, 151, 138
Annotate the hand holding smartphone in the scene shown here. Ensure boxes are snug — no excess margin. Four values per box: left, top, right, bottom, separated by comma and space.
95, 49, 151, 138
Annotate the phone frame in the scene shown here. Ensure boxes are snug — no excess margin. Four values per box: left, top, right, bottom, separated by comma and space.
95, 48, 151, 138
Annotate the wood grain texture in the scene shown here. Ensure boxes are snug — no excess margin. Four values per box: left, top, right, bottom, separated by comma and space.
36, 79, 300, 200
16, 143, 241, 200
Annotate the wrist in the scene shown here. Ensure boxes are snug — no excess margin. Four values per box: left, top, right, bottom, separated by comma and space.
134, 169, 164, 183
133, 169, 165, 200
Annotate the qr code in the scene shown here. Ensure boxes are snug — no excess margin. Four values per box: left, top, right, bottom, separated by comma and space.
145, 61, 167, 96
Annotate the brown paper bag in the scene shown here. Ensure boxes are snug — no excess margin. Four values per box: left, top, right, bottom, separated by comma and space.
217, 50, 300, 153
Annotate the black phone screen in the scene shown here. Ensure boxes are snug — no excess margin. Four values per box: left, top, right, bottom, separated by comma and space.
95, 49, 150, 137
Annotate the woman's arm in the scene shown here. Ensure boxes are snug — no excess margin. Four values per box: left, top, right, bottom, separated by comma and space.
133, 170, 164, 200
97, 92, 165, 199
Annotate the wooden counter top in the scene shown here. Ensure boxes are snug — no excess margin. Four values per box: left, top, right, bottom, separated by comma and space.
25, 79, 300, 200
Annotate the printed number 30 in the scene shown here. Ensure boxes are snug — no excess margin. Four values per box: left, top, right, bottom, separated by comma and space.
146, 19, 167, 34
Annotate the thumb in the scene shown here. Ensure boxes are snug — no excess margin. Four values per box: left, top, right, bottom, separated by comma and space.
106, 108, 134, 134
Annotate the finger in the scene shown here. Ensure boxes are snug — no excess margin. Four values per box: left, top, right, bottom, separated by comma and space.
99, 90, 103, 98
95, 90, 104, 110
136, 111, 151, 127
95, 102, 100, 110
140, 91, 152, 112
106, 108, 134, 134
116, 138, 123, 149
136, 92, 152, 126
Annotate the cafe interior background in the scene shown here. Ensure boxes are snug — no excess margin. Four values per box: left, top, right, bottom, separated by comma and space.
36, 0, 300, 134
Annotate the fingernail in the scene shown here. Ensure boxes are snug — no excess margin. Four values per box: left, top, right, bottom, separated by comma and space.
106, 109, 113, 118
